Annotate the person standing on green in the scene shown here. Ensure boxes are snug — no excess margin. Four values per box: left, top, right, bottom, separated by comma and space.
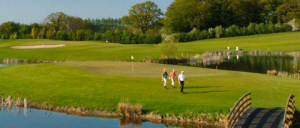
178, 71, 188, 93
162, 69, 168, 88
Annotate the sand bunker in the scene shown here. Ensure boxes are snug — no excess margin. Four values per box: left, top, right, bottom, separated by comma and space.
11, 44, 65, 49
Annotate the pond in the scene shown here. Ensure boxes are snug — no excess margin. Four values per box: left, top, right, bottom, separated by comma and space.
156, 54, 300, 74
0, 62, 22, 68
198, 55, 300, 74
0, 107, 180, 128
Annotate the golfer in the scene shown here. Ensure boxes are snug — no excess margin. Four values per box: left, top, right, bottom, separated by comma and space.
169, 69, 176, 88
162, 69, 168, 88
178, 71, 188, 93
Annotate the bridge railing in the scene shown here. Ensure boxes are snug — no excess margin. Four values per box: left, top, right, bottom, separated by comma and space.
283, 95, 295, 128
226, 92, 251, 128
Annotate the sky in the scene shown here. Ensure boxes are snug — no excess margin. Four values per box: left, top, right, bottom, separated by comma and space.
0, 0, 174, 24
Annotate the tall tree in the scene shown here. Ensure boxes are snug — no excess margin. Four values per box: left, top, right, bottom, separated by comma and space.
165, 0, 211, 33
227, 0, 263, 26
260, 0, 283, 24
66, 16, 85, 31
122, 1, 163, 34
0, 21, 20, 39
44, 12, 68, 32
276, 0, 300, 22
19, 24, 31, 38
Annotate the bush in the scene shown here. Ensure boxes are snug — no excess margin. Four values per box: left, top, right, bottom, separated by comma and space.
144, 34, 162, 44
282, 24, 292, 32
137, 34, 145, 44
189, 28, 200, 40
94, 32, 102, 41
55, 31, 68, 40
76, 30, 85, 41
68, 31, 76, 41
9, 33, 18, 39
239, 27, 248, 36
173, 33, 189, 42
275, 23, 283, 32
199, 30, 209, 39
247, 23, 257, 35
214, 26, 224, 38
267, 24, 275, 33
46, 30, 55, 39
226, 25, 240, 37
258, 23, 268, 34
208, 28, 215, 38
121, 30, 133, 44
84, 30, 93, 41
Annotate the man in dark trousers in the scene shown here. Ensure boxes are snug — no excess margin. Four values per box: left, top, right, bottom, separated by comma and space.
162, 69, 168, 88
178, 71, 188, 93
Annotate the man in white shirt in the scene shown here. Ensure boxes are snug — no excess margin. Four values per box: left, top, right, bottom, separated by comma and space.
178, 71, 188, 93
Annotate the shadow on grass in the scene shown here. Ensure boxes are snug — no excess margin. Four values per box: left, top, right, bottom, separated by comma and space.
184, 90, 231, 94
184, 86, 223, 89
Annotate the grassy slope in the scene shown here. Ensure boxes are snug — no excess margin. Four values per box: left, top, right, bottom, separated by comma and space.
0, 62, 299, 115
0, 32, 300, 61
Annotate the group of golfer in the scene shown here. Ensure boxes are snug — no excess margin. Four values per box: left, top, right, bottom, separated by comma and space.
162, 69, 188, 93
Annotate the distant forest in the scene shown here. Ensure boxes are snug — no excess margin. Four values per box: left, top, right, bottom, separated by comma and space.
0, 0, 299, 44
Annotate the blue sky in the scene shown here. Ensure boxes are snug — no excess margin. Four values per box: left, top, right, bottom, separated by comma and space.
0, 0, 174, 24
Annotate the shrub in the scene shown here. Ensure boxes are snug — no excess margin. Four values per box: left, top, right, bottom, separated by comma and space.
267, 24, 275, 33
76, 30, 85, 41
247, 23, 257, 35
226, 25, 240, 37
199, 30, 209, 39
189, 28, 200, 40
94, 32, 102, 41
144, 34, 162, 44
275, 23, 283, 32
239, 27, 248, 36
137, 34, 145, 44
173, 33, 189, 42
55, 31, 68, 40
208, 28, 215, 38
214, 26, 224, 38
282, 24, 292, 32
161, 40, 178, 58
258, 23, 268, 34
84, 30, 93, 41
68, 31, 76, 41
9, 32, 18, 39
46, 30, 55, 39
118, 100, 143, 117
104, 30, 113, 42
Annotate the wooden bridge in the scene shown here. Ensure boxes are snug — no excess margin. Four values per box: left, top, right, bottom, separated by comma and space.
226, 93, 296, 128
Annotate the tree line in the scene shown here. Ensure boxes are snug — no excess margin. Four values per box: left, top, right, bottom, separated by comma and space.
165, 0, 300, 33
0, 0, 299, 44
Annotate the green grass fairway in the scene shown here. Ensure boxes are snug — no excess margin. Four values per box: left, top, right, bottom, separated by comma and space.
0, 62, 299, 115
0, 32, 300, 61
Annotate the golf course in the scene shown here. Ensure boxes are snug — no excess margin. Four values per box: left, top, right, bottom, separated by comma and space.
0, 32, 299, 120
0, 32, 300, 61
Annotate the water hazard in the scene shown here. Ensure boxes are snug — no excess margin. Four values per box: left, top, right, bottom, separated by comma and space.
0, 107, 178, 128
155, 52, 300, 74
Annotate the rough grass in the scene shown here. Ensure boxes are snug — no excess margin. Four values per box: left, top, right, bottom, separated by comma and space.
0, 61, 299, 116
0, 32, 300, 61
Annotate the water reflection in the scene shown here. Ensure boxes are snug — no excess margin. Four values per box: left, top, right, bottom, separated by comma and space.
155, 54, 300, 74
0, 107, 184, 128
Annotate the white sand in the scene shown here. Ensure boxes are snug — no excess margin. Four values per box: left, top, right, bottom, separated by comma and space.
11, 44, 65, 49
